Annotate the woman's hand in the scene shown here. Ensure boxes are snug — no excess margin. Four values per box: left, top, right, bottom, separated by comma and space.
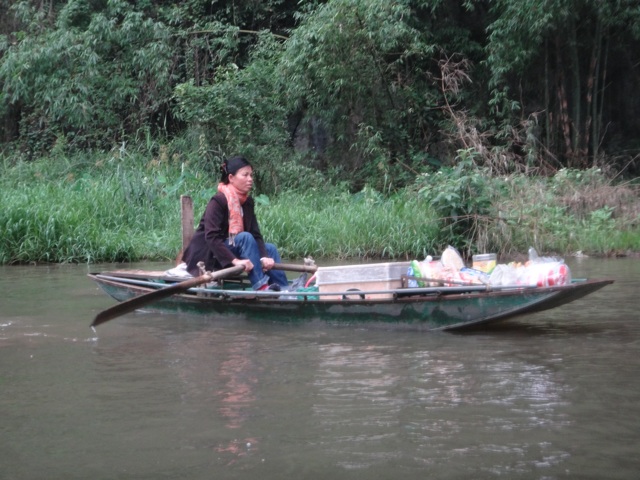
260, 257, 275, 271
232, 258, 253, 272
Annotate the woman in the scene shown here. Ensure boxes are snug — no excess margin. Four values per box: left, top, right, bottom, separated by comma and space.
182, 156, 289, 291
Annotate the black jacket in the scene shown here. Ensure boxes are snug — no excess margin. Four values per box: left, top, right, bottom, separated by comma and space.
182, 192, 268, 276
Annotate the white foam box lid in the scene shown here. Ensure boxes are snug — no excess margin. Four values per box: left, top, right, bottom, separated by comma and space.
315, 262, 411, 286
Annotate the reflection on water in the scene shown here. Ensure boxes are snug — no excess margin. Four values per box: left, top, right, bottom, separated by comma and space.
0, 259, 639, 479
217, 336, 258, 429
308, 338, 573, 473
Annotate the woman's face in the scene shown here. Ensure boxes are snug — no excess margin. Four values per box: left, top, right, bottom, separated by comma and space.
228, 165, 253, 195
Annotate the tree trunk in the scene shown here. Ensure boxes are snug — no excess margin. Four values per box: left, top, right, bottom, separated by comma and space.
568, 18, 582, 167
544, 38, 551, 156
583, 18, 602, 162
556, 36, 573, 163
594, 35, 610, 165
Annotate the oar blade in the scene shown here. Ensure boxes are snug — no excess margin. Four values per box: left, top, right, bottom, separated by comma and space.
91, 265, 245, 328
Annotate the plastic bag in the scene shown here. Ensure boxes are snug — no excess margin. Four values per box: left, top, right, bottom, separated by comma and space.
521, 262, 571, 287
489, 260, 571, 287
409, 256, 446, 287
528, 247, 563, 265
418, 259, 446, 286
459, 267, 490, 285
441, 245, 465, 271
489, 264, 521, 286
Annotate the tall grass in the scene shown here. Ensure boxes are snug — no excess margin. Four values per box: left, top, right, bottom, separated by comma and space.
258, 187, 440, 260
469, 169, 640, 257
1, 154, 638, 265
1, 155, 183, 264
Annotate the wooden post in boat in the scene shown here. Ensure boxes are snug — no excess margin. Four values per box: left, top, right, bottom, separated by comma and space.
180, 195, 194, 253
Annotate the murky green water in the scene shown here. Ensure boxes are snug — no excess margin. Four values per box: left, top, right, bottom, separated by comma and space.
1, 258, 638, 479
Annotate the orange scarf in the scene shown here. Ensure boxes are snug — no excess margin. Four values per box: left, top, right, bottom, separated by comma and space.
217, 183, 248, 245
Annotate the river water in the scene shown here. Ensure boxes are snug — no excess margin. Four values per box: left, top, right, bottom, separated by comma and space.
1, 258, 638, 479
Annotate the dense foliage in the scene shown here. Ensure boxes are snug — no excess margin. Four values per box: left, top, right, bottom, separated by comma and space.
1, 1, 638, 265
1, 0, 639, 192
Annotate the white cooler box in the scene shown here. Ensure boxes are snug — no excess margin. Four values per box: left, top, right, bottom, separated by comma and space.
315, 262, 410, 299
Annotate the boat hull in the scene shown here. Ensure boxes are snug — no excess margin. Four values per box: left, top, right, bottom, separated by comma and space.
89, 272, 614, 331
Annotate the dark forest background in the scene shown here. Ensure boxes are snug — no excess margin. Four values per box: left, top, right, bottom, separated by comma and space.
1, 0, 639, 192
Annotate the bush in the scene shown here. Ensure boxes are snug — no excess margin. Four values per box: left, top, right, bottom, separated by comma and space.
416, 157, 496, 255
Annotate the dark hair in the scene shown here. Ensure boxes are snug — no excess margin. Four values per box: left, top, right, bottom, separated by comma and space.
220, 156, 252, 184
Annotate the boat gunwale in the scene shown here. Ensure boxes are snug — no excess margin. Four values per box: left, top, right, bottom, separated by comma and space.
89, 271, 614, 304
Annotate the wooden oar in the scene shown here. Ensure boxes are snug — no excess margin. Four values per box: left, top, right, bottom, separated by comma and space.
273, 262, 317, 273
91, 265, 245, 328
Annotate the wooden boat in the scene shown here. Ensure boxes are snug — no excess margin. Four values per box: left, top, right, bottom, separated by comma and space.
89, 266, 613, 331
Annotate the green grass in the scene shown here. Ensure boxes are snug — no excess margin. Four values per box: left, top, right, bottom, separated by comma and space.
258, 188, 440, 260
1, 155, 639, 265
1, 156, 183, 263
470, 172, 640, 258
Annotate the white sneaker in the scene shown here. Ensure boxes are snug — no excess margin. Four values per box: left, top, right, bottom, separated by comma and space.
165, 262, 193, 278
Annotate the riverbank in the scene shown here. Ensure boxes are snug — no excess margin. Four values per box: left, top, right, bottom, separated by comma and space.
1, 155, 639, 265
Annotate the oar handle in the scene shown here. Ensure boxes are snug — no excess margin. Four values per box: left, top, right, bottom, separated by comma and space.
273, 263, 318, 273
